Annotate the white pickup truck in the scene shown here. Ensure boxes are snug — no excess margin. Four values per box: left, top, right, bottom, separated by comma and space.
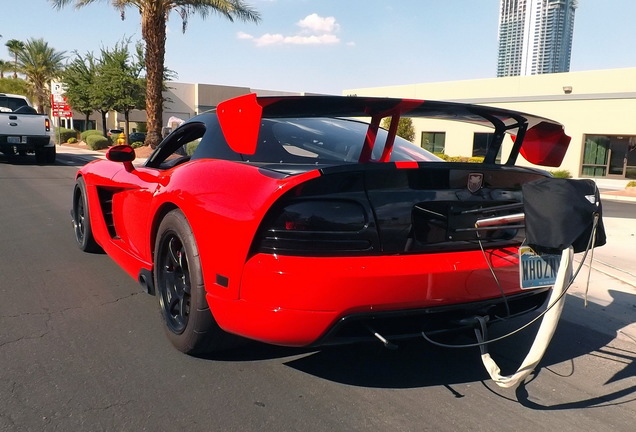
0, 93, 56, 164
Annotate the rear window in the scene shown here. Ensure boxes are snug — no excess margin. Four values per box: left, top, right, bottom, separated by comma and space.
245, 117, 442, 164
0, 96, 29, 112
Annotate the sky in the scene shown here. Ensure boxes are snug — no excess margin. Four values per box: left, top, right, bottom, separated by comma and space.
1, 0, 636, 95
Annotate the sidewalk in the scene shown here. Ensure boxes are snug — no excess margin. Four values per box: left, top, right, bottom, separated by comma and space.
57, 143, 148, 164
594, 178, 636, 203
569, 216, 636, 343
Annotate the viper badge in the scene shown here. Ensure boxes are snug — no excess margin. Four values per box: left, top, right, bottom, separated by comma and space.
468, 173, 484, 193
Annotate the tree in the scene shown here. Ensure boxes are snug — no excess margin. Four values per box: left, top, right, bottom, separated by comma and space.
62, 51, 99, 128
0, 77, 29, 95
0, 59, 11, 79
51, 0, 261, 148
381, 117, 416, 142
5, 39, 25, 79
64, 39, 149, 136
16, 38, 66, 113
98, 40, 146, 137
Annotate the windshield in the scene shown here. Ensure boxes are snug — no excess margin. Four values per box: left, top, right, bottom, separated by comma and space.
243, 117, 442, 164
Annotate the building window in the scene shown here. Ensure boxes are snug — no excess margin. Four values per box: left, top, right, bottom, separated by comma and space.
472, 133, 501, 162
421, 132, 445, 154
582, 135, 608, 177
583, 134, 636, 179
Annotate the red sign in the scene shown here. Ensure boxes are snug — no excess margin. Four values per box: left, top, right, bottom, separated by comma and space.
50, 94, 72, 118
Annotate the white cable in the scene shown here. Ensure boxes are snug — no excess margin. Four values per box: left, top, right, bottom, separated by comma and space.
480, 247, 573, 389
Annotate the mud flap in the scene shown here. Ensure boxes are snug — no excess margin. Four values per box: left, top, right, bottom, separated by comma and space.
479, 247, 573, 389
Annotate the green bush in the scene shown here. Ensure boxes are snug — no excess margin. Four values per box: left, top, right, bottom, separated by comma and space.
186, 140, 200, 156
626, 180, 636, 188
446, 156, 483, 163
130, 141, 145, 149
431, 154, 483, 163
86, 134, 110, 151
81, 129, 103, 142
550, 169, 572, 178
67, 137, 78, 144
54, 127, 79, 144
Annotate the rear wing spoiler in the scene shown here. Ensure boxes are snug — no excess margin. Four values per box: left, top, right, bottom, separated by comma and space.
216, 93, 570, 167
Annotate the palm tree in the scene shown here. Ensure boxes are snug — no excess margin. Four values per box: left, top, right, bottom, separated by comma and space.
50, 1, 261, 148
0, 59, 11, 79
17, 38, 66, 113
6, 39, 25, 79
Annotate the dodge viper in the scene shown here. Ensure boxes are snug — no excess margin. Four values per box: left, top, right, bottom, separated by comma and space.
71, 94, 571, 354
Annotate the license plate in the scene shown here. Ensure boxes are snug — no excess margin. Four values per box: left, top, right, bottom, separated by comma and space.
7, 136, 20, 144
519, 245, 561, 289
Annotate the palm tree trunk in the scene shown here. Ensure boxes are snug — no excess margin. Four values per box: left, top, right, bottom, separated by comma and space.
141, 9, 166, 149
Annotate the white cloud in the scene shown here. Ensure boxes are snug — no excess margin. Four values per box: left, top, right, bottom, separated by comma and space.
237, 31, 254, 40
297, 13, 339, 34
247, 32, 340, 47
239, 13, 343, 47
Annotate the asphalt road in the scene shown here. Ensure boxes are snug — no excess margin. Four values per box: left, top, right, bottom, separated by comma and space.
1, 154, 634, 432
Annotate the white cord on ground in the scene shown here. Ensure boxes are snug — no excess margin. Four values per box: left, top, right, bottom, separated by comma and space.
480, 247, 573, 389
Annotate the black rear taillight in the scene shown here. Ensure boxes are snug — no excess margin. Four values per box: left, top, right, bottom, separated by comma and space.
45, 118, 50, 132
274, 201, 366, 232
254, 199, 378, 256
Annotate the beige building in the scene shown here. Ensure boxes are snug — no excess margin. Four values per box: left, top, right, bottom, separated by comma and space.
344, 68, 636, 180
64, 82, 303, 137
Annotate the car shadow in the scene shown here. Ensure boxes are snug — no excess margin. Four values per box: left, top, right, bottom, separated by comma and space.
0, 153, 41, 165
0, 151, 101, 166
203, 289, 635, 406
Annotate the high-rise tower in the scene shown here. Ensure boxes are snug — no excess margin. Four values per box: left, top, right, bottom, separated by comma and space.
497, 0, 577, 77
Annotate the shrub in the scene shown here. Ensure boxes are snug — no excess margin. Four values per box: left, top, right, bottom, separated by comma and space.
626, 180, 636, 188
67, 137, 78, 144
433, 152, 449, 160
81, 129, 103, 142
550, 169, 572, 178
186, 140, 200, 156
86, 134, 110, 151
130, 141, 145, 149
54, 127, 79, 144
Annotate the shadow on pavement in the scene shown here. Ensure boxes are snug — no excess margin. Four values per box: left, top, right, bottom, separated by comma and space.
0, 152, 101, 167
202, 289, 634, 408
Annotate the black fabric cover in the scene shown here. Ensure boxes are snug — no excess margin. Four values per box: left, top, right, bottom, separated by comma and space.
522, 178, 606, 253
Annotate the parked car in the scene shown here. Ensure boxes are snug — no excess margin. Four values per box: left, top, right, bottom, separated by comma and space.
107, 128, 123, 137
128, 132, 146, 144
0, 93, 55, 163
71, 94, 570, 355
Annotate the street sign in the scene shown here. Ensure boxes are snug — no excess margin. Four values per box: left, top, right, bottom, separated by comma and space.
50, 93, 72, 118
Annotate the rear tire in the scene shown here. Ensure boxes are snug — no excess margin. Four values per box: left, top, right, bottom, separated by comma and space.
72, 177, 102, 253
154, 209, 238, 354
44, 146, 56, 164
35, 148, 45, 164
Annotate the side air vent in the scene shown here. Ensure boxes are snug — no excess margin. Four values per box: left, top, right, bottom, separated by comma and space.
96, 188, 117, 238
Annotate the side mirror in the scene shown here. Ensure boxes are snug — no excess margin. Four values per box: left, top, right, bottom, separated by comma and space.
106, 145, 136, 171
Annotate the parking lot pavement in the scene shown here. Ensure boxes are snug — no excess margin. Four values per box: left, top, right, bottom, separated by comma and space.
57, 144, 147, 164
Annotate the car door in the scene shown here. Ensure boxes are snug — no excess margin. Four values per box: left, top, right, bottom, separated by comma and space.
110, 123, 206, 265
109, 166, 164, 265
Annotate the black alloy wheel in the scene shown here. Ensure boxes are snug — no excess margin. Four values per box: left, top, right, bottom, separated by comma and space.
157, 233, 191, 334
72, 177, 101, 253
154, 210, 239, 354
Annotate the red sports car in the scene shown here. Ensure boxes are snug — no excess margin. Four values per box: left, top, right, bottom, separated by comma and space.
71, 94, 570, 354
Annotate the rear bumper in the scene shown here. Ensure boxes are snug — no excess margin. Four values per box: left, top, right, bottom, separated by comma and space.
0, 135, 53, 152
209, 248, 549, 346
